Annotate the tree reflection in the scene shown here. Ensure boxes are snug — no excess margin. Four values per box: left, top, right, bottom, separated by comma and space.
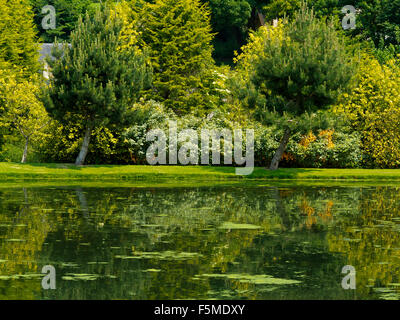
0, 185, 398, 299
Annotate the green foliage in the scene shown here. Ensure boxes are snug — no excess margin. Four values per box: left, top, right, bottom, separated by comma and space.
44, 3, 152, 164
262, 0, 344, 21
0, 0, 40, 76
0, 62, 49, 162
283, 129, 362, 168
234, 3, 357, 169
119, 0, 218, 115
207, 0, 252, 32
121, 99, 360, 168
123, 99, 252, 164
45, 5, 151, 127
204, 0, 252, 64
33, 121, 132, 164
349, 0, 400, 49
30, 0, 100, 42
251, 5, 355, 117
372, 41, 400, 64
0, 137, 25, 162
336, 54, 400, 168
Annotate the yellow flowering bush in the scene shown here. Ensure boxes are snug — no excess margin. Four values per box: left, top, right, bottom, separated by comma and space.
336, 54, 400, 168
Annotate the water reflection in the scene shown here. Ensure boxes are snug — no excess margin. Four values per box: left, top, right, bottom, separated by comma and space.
0, 185, 399, 300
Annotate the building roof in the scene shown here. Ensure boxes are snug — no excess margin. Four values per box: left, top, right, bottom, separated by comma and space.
39, 43, 71, 61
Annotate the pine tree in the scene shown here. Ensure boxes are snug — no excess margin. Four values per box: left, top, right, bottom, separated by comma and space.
250, 4, 355, 170
44, 3, 152, 165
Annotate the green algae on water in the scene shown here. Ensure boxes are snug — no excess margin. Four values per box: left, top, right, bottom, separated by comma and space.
194, 273, 301, 285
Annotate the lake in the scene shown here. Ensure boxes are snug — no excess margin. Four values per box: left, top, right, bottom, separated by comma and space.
0, 183, 399, 300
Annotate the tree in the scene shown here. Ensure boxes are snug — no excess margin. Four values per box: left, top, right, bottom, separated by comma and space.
118, 0, 217, 115
336, 54, 400, 168
204, 0, 252, 64
30, 0, 100, 42
0, 0, 40, 76
31, 0, 99, 42
44, 3, 152, 165
349, 0, 400, 49
0, 64, 49, 163
249, 4, 355, 170
0, 0, 40, 156
262, 0, 345, 21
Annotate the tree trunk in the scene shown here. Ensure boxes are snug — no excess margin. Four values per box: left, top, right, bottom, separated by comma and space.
269, 128, 291, 170
75, 124, 93, 166
76, 187, 89, 220
21, 137, 29, 163
272, 187, 291, 231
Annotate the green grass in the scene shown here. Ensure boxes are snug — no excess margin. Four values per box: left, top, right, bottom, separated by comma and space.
1, 162, 400, 184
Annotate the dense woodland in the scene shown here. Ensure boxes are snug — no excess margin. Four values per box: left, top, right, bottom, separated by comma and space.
1, 0, 400, 169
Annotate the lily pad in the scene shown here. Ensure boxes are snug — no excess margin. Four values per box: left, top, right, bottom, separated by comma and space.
218, 222, 261, 230
115, 251, 202, 261
194, 273, 301, 285
62, 273, 100, 281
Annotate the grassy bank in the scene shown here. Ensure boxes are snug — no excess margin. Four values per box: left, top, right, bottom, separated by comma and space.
1, 162, 400, 182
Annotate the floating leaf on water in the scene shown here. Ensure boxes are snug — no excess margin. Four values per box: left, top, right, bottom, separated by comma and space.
195, 273, 301, 285
6, 239, 26, 242
115, 251, 202, 261
373, 287, 395, 293
62, 273, 100, 281
218, 222, 261, 230
380, 293, 400, 300
60, 262, 79, 268
0, 273, 43, 280
143, 269, 162, 273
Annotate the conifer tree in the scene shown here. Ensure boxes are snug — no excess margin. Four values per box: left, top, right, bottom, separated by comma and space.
44, 3, 152, 165
0, 0, 40, 154
0, 0, 40, 76
250, 4, 355, 170
119, 0, 216, 115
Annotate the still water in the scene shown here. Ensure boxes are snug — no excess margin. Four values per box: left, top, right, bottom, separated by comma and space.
0, 184, 400, 300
